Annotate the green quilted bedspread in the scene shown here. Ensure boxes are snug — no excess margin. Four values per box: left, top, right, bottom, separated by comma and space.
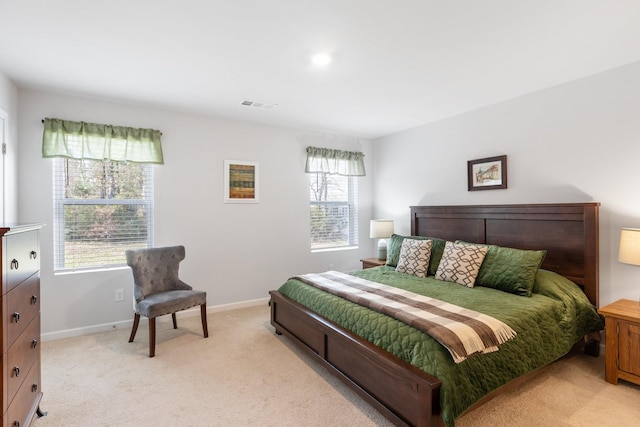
277, 267, 604, 427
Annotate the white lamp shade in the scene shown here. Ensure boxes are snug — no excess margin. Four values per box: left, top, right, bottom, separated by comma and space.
619, 228, 640, 266
370, 219, 394, 239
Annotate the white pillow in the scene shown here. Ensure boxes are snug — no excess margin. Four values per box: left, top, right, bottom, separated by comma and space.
435, 241, 488, 287
395, 238, 432, 278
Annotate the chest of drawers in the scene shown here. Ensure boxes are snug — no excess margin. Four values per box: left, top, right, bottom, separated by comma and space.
1, 224, 44, 427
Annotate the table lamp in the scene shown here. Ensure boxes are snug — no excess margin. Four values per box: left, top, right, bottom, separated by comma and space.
370, 219, 394, 260
618, 228, 640, 306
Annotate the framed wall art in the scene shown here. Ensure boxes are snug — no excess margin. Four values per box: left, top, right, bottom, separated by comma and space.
224, 160, 259, 203
467, 155, 507, 191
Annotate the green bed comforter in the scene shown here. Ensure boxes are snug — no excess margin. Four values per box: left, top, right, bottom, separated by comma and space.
277, 267, 603, 427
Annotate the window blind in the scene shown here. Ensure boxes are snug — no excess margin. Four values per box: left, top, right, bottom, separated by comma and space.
309, 172, 359, 250
53, 157, 154, 271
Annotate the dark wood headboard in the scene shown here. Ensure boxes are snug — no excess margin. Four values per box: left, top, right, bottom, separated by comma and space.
410, 203, 600, 307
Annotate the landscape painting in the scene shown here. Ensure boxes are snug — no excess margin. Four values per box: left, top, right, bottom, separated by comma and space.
467, 155, 507, 191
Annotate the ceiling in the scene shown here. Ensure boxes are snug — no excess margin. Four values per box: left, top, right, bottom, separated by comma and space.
1, 1, 639, 139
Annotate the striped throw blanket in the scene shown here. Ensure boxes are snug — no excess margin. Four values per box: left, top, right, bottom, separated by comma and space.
293, 271, 517, 363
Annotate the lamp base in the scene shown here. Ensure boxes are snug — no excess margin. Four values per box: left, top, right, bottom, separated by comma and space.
377, 238, 388, 260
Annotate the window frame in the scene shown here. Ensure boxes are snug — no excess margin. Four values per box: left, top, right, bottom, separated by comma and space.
309, 172, 359, 251
52, 158, 154, 272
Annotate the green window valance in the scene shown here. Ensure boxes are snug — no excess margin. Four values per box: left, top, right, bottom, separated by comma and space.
42, 118, 164, 164
305, 146, 366, 176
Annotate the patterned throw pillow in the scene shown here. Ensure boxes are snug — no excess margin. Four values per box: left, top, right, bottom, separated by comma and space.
395, 238, 432, 278
386, 234, 446, 275
435, 241, 488, 287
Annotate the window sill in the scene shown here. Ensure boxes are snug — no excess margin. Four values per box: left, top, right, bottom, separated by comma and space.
311, 246, 359, 253
54, 265, 130, 276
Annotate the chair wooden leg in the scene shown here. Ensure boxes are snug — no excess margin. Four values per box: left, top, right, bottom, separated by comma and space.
129, 313, 140, 343
171, 312, 177, 329
149, 317, 156, 358
200, 303, 209, 338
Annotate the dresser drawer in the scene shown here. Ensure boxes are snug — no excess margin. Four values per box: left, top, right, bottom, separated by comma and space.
7, 314, 41, 402
5, 231, 40, 293
6, 361, 41, 427
5, 275, 40, 348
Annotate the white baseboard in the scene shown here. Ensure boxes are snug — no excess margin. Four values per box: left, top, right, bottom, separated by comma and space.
41, 297, 270, 342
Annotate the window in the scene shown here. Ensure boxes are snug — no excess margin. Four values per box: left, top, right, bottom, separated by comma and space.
304, 144, 364, 251
42, 117, 162, 272
53, 158, 154, 271
309, 172, 359, 250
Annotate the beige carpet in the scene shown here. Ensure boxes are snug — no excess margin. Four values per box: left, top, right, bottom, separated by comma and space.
33, 304, 640, 427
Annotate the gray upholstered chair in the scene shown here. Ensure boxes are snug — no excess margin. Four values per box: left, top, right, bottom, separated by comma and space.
125, 245, 208, 357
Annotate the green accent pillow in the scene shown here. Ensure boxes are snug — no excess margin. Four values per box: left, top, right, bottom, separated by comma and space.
456, 241, 546, 296
386, 234, 446, 276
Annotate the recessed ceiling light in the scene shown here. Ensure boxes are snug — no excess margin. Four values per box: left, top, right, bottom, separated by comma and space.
311, 53, 332, 67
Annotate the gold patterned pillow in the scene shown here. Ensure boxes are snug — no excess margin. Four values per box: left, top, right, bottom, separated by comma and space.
435, 241, 488, 287
395, 238, 432, 278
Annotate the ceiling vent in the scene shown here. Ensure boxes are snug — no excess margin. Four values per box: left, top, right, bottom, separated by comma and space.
240, 99, 278, 110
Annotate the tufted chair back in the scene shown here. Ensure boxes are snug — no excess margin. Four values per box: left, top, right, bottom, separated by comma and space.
126, 246, 192, 302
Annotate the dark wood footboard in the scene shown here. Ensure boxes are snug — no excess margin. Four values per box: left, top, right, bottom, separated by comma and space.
269, 290, 444, 427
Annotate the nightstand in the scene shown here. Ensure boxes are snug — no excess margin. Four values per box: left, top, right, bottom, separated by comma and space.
360, 257, 386, 269
599, 299, 640, 385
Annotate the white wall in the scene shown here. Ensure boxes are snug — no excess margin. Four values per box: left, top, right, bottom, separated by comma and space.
16, 60, 639, 337
373, 61, 640, 307
17, 89, 374, 337
0, 70, 18, 221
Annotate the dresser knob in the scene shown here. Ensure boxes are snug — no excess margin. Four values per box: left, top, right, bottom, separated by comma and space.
13, 366, 20, 377
30, 250, 37, 259
13, 421, 19, 427
32, 383, 38, 392
31, 295, 38, 304
10, 258, 19, 269
32, 339, 38, 349
13, 312, 20, 323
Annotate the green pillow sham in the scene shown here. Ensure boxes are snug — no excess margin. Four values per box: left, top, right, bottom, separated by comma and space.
386, 234, 446, 276
456, 240, 546, 296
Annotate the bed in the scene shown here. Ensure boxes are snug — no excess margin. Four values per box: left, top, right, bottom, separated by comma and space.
269, 203, 602, 427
